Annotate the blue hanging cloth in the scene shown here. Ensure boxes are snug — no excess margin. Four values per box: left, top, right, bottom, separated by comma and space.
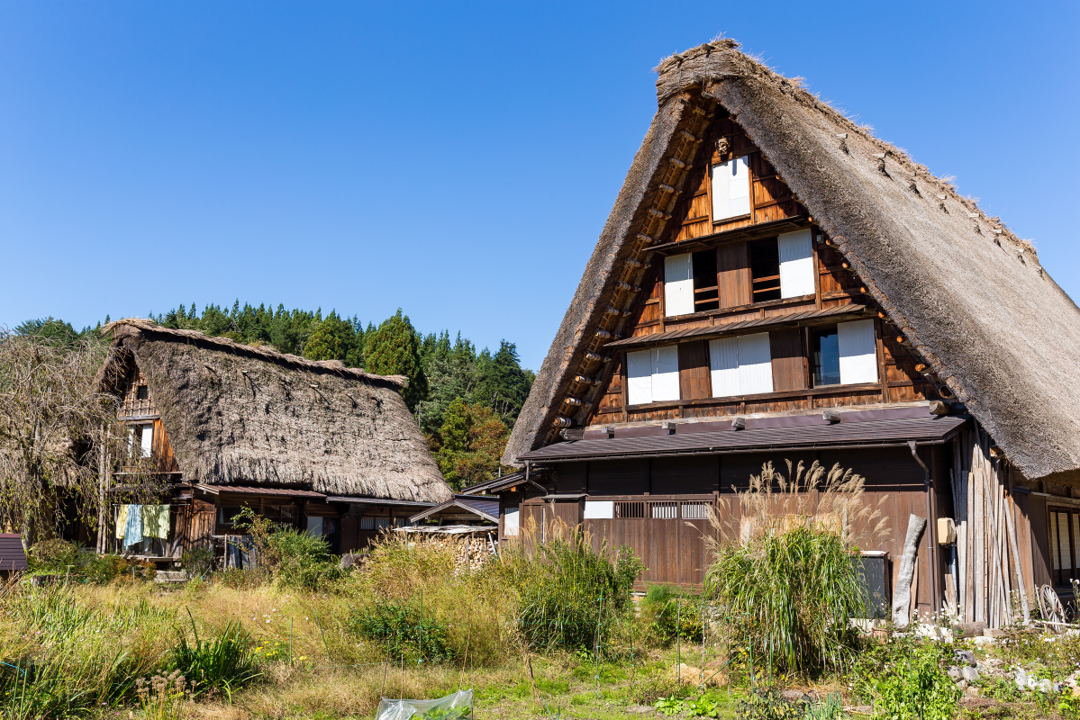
124, 504, 144, 548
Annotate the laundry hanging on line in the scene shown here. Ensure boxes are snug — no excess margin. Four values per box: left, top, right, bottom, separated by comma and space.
115, 505, 130, 539
142, 505, 170, 539
124, 504, 143, 547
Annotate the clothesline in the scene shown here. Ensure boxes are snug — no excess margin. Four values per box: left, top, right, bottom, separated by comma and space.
115, 504, 171, 547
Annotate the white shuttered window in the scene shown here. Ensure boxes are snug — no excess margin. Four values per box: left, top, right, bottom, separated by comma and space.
627, 346, 681, 405
140, 424, 154, 458
778, 228, 815, 298
709, 332, 773, 397
711, 157, 751, 221
838, 319, 878, 384
664, 253, 695, 316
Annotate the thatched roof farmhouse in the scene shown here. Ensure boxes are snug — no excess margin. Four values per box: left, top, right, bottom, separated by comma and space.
495, 39, 1080, 628
95, 319, 450, 561
505, 39, 1080, 488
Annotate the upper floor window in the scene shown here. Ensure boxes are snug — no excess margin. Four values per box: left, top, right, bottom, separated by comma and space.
709, 332, 773, 397
627, 346, 680, 405
812, 320, 878, 386
128, 423, 154, 459
664, 228, 816, 317
711, 157, 751, 221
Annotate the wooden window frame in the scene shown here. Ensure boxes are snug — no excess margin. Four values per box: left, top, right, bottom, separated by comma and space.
1048, 506, 1080, 587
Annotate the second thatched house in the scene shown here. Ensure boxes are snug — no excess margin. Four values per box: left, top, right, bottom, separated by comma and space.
94, 319, 451, 563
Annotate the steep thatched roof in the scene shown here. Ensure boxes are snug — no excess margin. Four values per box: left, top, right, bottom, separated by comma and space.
100, 319, 451, 502
505, 39, 1080, 485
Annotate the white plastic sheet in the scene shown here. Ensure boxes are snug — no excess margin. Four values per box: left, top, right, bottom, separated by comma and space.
376, 689, 473, 720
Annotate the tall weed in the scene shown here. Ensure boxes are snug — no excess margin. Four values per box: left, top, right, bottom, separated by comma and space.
705, 460, 881, 677
168, 615, 259, 698
502, 524, 642, 652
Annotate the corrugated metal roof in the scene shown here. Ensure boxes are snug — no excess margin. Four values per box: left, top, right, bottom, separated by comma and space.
409, 495, 500, 523
0, 535, 28, 572
520, 415, 968, 462
195, 484, 326, 499
460, 471, 528, 495
456, 496, 500, 519
606, 304, 870, 349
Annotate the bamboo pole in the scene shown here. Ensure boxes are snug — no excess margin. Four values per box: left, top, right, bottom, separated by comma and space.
972, 431, 984, 624
1003, 470, 1031, 623
964, 432, 975, 623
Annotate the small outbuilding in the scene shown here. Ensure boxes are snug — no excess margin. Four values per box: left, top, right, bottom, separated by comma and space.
0, 534, 29, 577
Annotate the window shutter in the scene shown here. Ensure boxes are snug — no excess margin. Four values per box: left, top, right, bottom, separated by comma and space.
738, 332, 774, 395
711, 157, 751, 221
651, 346, 681, 402
503, 508, 519, 536
838, 319, 878, 384
709, 333, 773, 397
627, 350, 653, 405
709, 337, 740, 397
584, 501, 614, 519
778, 228, 815, 298
664, 253, 695, 316
140, 424, 154, 458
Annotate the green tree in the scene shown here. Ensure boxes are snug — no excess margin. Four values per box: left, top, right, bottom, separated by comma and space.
302, 312, 362, 366
364, 309, 427, 410
430, 399, 509, 490
14, 318, 81, 347
471, 340, 533, 425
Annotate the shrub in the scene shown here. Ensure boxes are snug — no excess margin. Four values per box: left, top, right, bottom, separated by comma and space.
350, 597, 455, 663
351, 533, 513, 666
505, 530, 642, 652
705, 460, 882, 676
733, 687, 802, 720
27, 538, 82, 574
852, 636, 959, 720
268, 528, 343, 591
181, 545, 216, 578
641, 585, 705, 645
168, 619, 259, 698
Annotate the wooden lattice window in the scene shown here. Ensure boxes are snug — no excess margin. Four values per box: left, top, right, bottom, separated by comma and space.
121, 371, 157, 418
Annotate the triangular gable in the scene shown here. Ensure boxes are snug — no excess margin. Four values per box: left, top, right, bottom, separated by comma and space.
505, 39, 1080, 484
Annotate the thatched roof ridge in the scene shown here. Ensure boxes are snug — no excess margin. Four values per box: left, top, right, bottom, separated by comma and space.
100, 319, 451, 502
102, 318, 408, 387
505, 40, 1080, 484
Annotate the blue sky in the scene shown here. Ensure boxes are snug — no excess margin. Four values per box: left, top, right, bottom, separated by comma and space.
1, 2, 1076, 371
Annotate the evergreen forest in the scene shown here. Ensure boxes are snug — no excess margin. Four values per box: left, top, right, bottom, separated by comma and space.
17, 302, 535, 491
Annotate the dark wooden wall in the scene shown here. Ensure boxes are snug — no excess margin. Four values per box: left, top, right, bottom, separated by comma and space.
534, 446, 941, 612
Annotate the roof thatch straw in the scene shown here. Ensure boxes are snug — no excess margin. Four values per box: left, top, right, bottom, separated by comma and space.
505, 39, 1080, 485
99, 319, 451, 502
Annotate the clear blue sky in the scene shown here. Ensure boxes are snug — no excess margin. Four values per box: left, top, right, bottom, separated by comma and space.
1, 2, 1076, 371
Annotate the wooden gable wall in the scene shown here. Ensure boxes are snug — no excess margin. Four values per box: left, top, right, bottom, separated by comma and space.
579, 113, 941, 429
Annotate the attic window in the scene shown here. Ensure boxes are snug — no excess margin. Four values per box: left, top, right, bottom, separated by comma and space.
750, 229, 815, 302
136, 385, 149, 401
664, 251, 719, 316
749, 239, 781, 302
711, 156, 751, 221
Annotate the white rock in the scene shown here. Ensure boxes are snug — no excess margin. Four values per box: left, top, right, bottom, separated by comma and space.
961, 666, 980, 682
